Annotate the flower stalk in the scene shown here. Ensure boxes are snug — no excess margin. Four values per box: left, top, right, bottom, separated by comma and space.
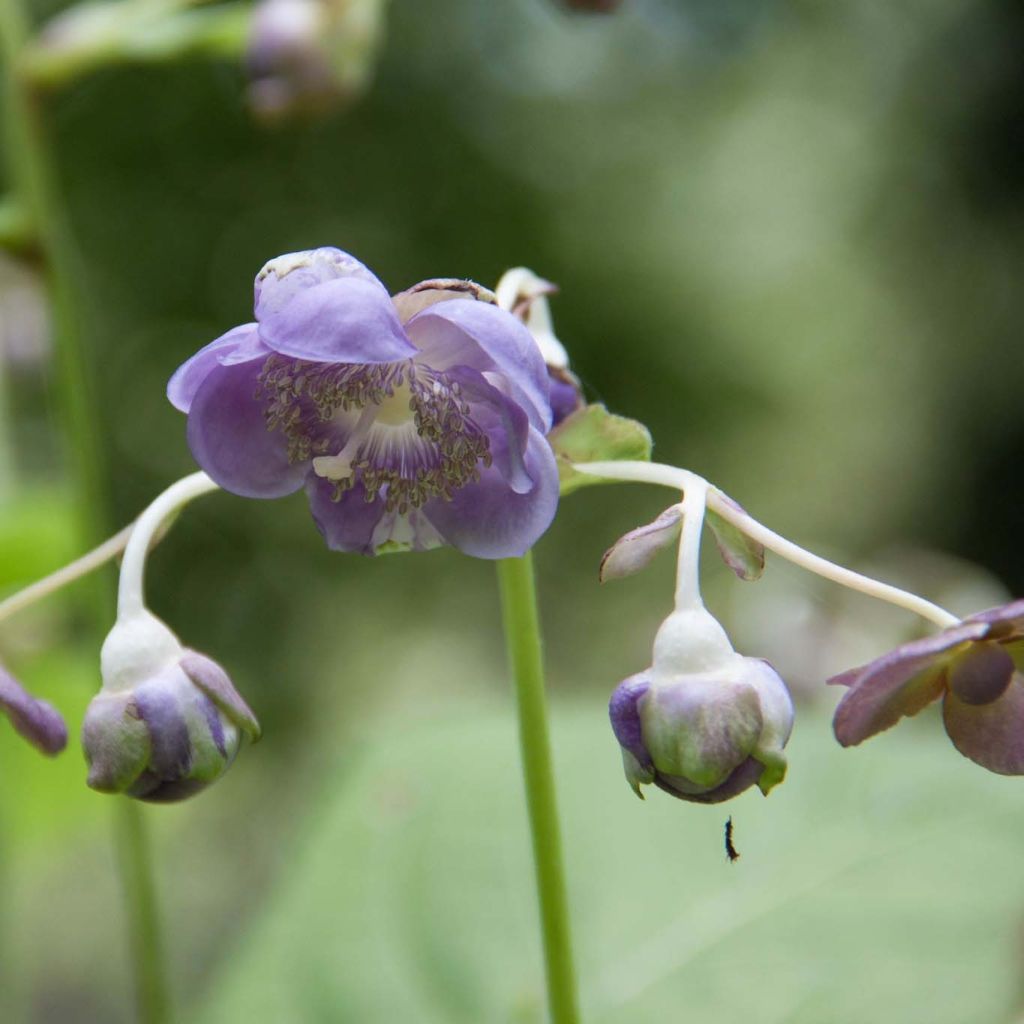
575, 460, 959, 630
497, 553, 579, 1024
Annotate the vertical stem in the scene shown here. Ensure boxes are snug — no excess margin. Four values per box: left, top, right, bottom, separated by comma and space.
116, 802, 170, 1024
0, 13, 170, 1024
497, 553, 580, 1024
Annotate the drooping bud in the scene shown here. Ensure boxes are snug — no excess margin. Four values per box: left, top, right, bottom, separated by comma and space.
82, 610, 259, 801
0, 663, 67, 755
246, 0, 386, 121
609, 607, 794, 803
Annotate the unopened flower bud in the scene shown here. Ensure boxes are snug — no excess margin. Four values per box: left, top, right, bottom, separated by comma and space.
609, 607, 794, 803
83, 611, 259, 801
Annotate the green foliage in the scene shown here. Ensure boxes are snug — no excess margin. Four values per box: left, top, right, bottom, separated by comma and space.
195, 702, 1024, 1024
549, 404, 653, 496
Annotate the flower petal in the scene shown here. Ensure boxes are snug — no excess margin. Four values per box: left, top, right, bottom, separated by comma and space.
444, 364, 532, 493
258, 277, 417, 364
608, 673, 653, 770
943, 677, 1024, 774
405, 299, 552, 432
180, 650, 261, 740
964, 598, 1024, 639
830, 633, 985, 746
0, 664, 67, 755
305, 476, 388, 555
655, 756, 764, 805
420, 426, 559, 559
600, 505, 682, 583
391, 278, 496, 323
254, 247, 381, 322
167, 323, 268, 413
187, 359, 308, 499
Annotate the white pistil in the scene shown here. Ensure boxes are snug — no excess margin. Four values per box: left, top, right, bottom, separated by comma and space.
574, 460, 961, 630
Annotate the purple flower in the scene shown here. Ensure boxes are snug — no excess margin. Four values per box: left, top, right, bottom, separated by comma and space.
608, 608, 795, 804
830, 599, 1024, 774
0, 663, 67, 755
84, 610, 260, 802
168, 249, 559, 558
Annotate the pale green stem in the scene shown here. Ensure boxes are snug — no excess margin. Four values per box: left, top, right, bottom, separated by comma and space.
574, 461, 960, 630
497, 554, 580, 1024
0, 8, 169, 1020
673, 476, 708, 612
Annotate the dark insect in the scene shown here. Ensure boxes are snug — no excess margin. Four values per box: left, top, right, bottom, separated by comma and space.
724, 816, 740, 862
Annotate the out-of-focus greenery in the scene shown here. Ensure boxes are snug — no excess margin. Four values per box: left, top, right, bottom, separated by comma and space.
2, 0, 1024, 1021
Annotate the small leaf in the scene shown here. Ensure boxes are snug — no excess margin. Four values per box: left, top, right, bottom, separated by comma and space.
548, 404, 652, 496
599, 506, 682, 583
706, 500, 765, 581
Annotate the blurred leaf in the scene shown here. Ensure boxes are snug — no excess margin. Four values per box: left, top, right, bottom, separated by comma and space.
706, 503, 765, 581
0, 490, 79, 590
0, 196, 37, 257
195, 701, 1024, 1024
550, 404, 652, 496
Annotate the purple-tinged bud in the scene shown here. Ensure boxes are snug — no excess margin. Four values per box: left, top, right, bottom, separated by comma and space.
82, 611, 259, 802
246, 0, 385, 121
609, 608, 794, 803
0, 663, 67, 755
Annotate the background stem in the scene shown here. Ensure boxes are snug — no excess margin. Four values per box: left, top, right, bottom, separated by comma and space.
497, 554, 580, 1024
0, 11, 171, 1022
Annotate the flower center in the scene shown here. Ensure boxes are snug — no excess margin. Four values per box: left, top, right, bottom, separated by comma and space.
256, 355, 492, 513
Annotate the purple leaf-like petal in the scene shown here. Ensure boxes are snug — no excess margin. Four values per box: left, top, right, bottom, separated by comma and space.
254, 247, 382, 322
706, 501, 765, 581
445, 364, 532, 493
180, 650, 261, 740
305, 476, 389, 555
406, 299, 552, 433
421, 427, 559, 559
167, 324, 269, 414
187, 359, 308, 499
608, 674, 653, 769
655, 756, 764, 805
258, 277, 417, 364
0, 665, 67, 755
963, 598, 1024, 638
830, 625, 989, 746
946, 643, 1014, 706
600, 506, 682, 583
943, 677, 1024, 775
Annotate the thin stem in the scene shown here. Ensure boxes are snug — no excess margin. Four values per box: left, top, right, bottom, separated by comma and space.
674, 476, 708, 612
496, 554, 580, 1024
0, 11, 168, 1023
575, 461, 960, 630
117, 471, 218, 619
115, 801, 169, 1024
0, 524, 134, 625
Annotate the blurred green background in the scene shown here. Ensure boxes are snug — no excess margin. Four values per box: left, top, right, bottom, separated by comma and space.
2, 0, 1024, 1021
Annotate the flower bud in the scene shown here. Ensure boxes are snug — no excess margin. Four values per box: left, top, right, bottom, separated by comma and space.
609, 608, 794, 803
0, 663, 67, 755
83, 611, 259, 802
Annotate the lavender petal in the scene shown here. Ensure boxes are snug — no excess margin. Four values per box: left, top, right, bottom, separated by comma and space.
943, 677, 1024, 775
187, 358, 308, 499
0, 665, 67, 755
420, 426, 559, 559
254, 247, 381, 322
167, 323, 267, 413
258, 277, 417, 364
305, 476, 389, 555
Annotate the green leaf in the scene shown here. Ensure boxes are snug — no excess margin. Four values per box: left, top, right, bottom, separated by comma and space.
193, 701, 1024, 1024
706, 503, 765, 581
549, 404, 652, 496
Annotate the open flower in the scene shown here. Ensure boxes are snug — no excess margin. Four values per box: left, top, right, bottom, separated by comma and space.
168, 248, 559, 558
830, 599, 1024, 774
0, 663, 67, 755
